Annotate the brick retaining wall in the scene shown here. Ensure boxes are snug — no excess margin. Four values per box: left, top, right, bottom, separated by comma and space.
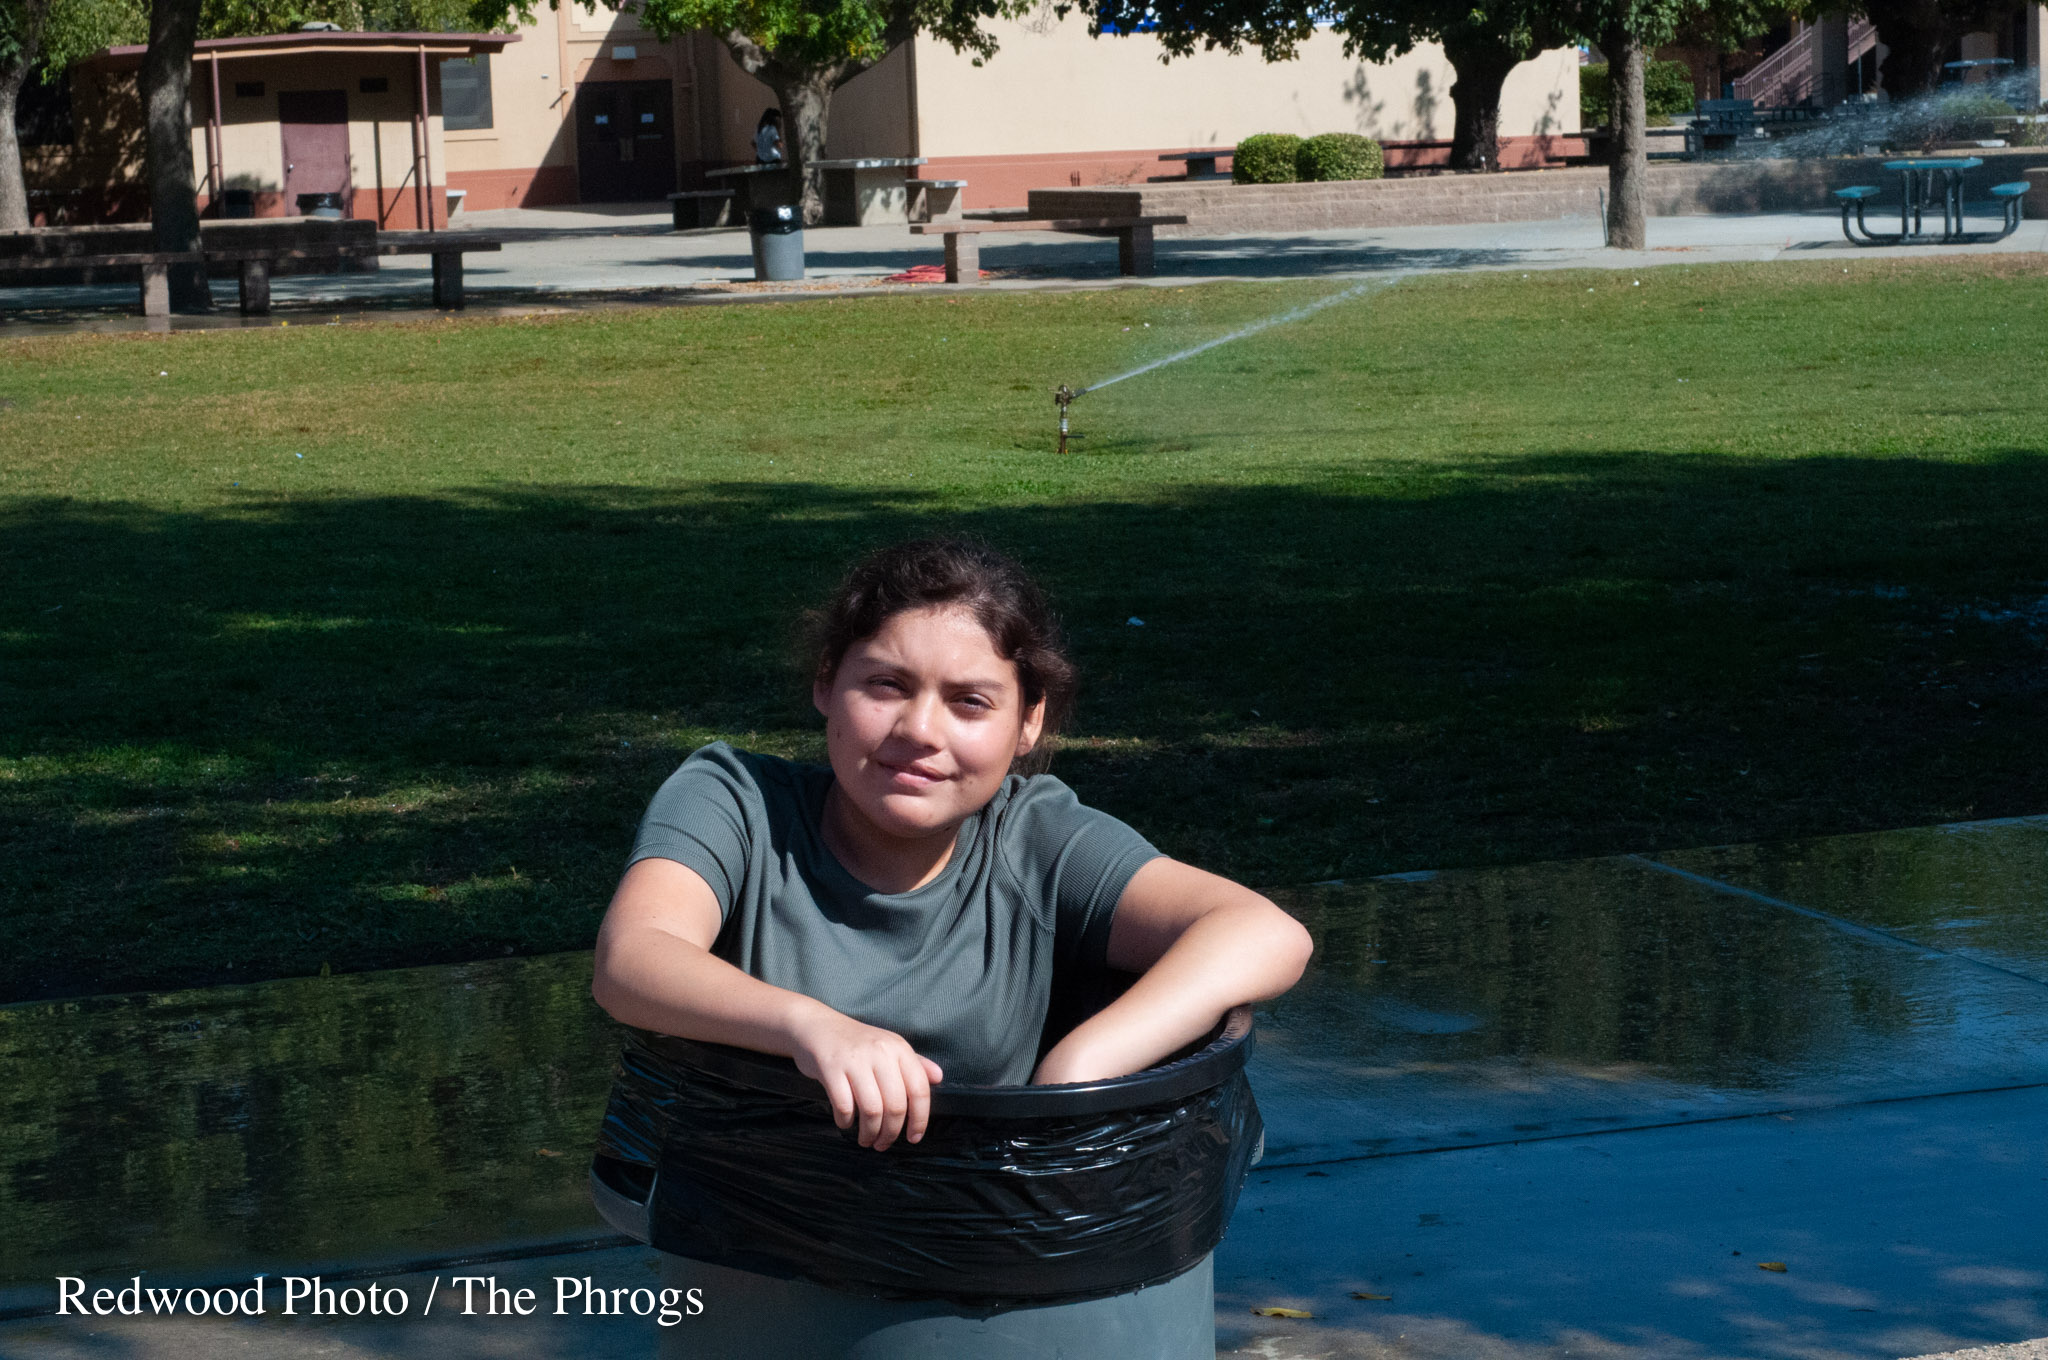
1026, 150, 2048, 233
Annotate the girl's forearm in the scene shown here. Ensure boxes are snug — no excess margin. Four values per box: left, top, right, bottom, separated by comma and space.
1032, 901, 1310, 1084
592, 923, 830, 1057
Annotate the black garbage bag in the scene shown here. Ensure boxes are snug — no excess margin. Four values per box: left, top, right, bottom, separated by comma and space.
594, 1010, 1262, 1306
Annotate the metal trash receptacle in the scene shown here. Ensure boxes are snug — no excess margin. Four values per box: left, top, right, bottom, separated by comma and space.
748, 204, 804, 281
591, 1005, 1262, 1360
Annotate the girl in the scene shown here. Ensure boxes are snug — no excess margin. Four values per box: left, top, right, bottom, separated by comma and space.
591, 538, 1311, 1153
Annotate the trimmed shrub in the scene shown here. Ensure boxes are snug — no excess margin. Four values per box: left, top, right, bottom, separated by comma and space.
1233, 134, 1302, 184
1296, 132, 1384, 182
1580, 60, 1696, 127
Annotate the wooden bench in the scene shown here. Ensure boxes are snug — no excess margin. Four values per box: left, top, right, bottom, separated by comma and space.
907, 215, 1188, 283
375, 232, 505, 310
1, 233, 501, 315
906, 179, 967, 225
666, 190, 734, 230
1158, 150, 1231, 180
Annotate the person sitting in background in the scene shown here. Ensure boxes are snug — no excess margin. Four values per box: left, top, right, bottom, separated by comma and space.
754, 109, 785, 164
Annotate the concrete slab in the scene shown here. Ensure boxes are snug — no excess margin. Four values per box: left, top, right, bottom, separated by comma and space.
1215, 1086, 2048, 1360
1651, 817, 2048, 984
1256, 854, 2048, 1165
4, 814, 2045, 1357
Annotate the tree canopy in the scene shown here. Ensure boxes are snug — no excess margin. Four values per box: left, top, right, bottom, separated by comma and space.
621, 0, 1027, 220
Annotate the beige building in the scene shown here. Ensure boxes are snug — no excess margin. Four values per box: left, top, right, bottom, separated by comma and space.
29, 9, 1580, 224
446, 8, 1582, 211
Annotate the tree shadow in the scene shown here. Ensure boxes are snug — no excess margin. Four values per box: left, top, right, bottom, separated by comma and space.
4, 449, 2046, 1000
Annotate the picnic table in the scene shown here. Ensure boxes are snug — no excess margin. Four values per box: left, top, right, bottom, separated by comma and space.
1833, 157, 2029, 245
811, 157, 927, 225
1158, 150, 1232, 180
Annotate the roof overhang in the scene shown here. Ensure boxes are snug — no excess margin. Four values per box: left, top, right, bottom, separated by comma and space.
88, 30, 518, 71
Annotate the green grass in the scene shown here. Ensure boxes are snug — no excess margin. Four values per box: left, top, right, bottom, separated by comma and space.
4, 256, 2046, 1002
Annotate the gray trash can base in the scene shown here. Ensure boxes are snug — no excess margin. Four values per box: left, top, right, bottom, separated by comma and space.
657, 1252, 1214, 1360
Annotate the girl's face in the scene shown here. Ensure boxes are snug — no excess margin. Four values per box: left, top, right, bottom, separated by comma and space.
813, 605, 1044, 844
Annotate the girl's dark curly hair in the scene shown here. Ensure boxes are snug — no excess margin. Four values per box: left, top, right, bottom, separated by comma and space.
805, 538, 1077, 774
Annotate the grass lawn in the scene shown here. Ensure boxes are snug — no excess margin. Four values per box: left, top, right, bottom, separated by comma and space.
4, 255, 2046, 1003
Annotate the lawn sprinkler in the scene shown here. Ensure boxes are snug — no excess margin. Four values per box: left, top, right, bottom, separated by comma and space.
1054, 384, 1078, 454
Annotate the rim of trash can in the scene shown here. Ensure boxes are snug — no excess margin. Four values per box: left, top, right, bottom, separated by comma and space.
646, 1004, 1254, 1119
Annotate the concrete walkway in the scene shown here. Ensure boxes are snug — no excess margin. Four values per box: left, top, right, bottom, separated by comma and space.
5, 202, 2045, 328
1, 811, 2042, 1359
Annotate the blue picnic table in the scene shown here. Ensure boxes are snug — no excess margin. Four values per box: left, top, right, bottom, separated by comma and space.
1834, 157, 2031, 245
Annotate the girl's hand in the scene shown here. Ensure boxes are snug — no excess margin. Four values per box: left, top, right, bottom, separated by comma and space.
788, 1008, 944, 1151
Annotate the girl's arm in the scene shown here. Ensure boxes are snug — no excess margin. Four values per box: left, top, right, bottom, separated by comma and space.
1031, 857, 1313, 1085
591, 857, 943, 1150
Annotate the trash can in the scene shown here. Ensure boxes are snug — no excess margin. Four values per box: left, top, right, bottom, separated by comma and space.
591, 1003, 1261, 1359
295, 192, 345, 220
748, 204, 804, 281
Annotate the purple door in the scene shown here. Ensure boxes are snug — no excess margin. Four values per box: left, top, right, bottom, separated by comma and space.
278, 90, 351, 213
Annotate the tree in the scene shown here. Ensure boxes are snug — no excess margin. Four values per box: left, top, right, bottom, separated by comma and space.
622, 0, 1026, 224
126, 0, 528, 309
1, 0, 141, 228
1075, 0, 1563, 172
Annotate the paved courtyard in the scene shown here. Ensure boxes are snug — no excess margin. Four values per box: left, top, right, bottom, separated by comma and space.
5, 202, 2047, 329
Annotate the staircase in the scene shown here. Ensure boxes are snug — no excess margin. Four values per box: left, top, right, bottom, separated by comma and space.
1734, 16, 1878, 108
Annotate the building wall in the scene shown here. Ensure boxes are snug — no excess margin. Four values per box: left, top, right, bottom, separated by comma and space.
183, 52, 450, 226
906, 17, 1579, 206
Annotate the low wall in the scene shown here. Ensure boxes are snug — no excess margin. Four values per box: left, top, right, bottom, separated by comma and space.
1026, 149, 2048, 233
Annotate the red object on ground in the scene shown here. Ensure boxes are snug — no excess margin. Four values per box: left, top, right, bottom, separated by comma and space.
885, 264, 984, 282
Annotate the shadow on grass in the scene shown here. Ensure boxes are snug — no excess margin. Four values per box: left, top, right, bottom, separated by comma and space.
4, 449, 2046, 1000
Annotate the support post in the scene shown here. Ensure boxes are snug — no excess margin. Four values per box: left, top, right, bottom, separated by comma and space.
411, 48, 429, 230
417, 45, 436, 231
140, 262, 170, 317
943, 232, 979, 284
207, 53, 225, 215
1119, 224, 1155, 276
431, 251, 463, 308
238, 258, 270, 314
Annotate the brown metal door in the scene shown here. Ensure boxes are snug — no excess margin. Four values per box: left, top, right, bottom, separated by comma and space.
575, 80, 675, 203
278, 90, 351, 212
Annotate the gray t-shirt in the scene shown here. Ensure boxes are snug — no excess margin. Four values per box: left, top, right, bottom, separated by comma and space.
627, 742, 1161, 1086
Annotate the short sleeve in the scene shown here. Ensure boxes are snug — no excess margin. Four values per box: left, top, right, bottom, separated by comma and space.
998, 776, 1161, 973
626, 743, 759, 921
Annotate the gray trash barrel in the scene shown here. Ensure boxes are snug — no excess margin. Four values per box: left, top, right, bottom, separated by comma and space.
748, 204, 805, 281
590, 1005, 1261, 1360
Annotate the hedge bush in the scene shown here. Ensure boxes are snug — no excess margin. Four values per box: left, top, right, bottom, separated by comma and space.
1580, 60, 1696, 127
1233, 134, 1302, 183
1296, 132, 1384, 181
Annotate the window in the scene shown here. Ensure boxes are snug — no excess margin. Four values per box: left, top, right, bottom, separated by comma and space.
440, 55, 493, 131
15, 71, 72, 148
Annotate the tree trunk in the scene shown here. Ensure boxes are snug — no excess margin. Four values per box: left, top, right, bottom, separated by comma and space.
142, 0, 210, 309
1441, 33, 1522, 172
766, 67, 837, 226
1862, 0, 1946, 99
1602, 26, 1647, 250
0, 62, 33, 231
0, 0, 50, 232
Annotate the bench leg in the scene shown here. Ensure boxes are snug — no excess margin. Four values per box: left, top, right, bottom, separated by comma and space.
1118, 224, 1155, 277
238, 259, 271, 315
431, 252, 464, 309
140, 262, 170, 317
944, 233, 980, 285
